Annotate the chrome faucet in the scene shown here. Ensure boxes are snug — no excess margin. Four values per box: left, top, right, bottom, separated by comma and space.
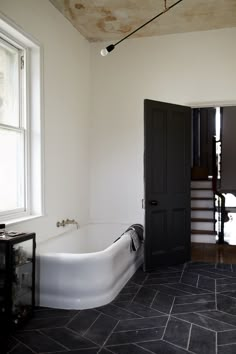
56, 219, 79, 229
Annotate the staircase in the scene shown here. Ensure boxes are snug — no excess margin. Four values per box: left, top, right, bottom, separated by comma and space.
191, 180, 217, 243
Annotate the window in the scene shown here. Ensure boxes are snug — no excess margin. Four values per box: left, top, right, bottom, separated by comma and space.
0, 37, 27, 217
0, 15, 43, 223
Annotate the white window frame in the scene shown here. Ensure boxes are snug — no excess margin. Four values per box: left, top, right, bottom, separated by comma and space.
0, 12, 44, 225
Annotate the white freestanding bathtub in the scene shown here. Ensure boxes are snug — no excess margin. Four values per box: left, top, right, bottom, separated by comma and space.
38, 224, 143, 309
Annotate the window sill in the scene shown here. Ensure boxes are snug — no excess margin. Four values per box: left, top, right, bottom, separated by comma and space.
4, 214, 43, 227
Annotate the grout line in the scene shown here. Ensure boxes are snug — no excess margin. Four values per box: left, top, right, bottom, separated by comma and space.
11, 336, 37, 354
171, 314, 218, 333
111, 302, 143, 318
186, 323, 193, 350
216, 330, 218, 354
179, 262, 187, 283
66, 326, 99, 348
160, 296, 175, 340
7, 342, 21, 354
114, 325, 166, 333
97, 318, 120, 352
149, 290, 159, 309
135, 343, 157, 353
82, 312, 102, 337
37, 329, 69, 351
196, 274, 200, 288
161, 338, 196, 354
64, 310, 82, 327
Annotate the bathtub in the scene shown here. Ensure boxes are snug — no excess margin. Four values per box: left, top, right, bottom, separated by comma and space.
38, 224, 143, 309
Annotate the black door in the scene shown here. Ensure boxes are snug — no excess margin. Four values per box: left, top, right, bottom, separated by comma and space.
144, 99, 191, 270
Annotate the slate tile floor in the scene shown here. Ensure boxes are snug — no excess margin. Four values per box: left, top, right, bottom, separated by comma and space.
6, 262, 236, 354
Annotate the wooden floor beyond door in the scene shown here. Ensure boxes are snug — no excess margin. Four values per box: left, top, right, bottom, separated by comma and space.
191, 242, 236, 264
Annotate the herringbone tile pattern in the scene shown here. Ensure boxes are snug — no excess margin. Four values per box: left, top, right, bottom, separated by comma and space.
6, 262, 236, 354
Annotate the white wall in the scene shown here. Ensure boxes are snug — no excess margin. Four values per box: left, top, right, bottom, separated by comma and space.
0, 0, 91, 243
89, 28, 236, 226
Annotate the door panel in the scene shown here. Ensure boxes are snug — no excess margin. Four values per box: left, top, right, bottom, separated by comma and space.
144, 100, 191, 270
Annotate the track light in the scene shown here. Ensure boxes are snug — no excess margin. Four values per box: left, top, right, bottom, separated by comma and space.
100, 0, 183, 56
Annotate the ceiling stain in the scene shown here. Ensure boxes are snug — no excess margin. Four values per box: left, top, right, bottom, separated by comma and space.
49, 0, 236, 42
105, 15, 117, 22
74, 3, 85, 10
64, 0, 76, 21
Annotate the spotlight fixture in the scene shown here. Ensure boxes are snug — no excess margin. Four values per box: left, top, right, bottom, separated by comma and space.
100, 0, 183, 56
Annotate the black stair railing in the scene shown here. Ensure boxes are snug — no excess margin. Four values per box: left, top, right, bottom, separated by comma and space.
212, 136, 226, 244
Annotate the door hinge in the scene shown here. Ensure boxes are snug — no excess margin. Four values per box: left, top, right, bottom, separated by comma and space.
20, 55, 24, 70
142, 199, 145, 209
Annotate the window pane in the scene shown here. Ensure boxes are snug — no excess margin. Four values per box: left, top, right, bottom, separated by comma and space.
0, 128, 25, 212
0, 42, 20, 127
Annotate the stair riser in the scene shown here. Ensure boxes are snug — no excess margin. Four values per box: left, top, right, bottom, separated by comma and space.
191, 200, 214, 208
191, 210, 214, 219
191, 190, 214, 198
191, 234, 216, 244
191, 181, 212, 189
191, 222, 215, 231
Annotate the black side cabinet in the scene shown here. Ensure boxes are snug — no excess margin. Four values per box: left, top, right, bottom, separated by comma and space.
0, 232, 36, 333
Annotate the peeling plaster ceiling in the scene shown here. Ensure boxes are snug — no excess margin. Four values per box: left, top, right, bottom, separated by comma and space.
49, 0, 236, 42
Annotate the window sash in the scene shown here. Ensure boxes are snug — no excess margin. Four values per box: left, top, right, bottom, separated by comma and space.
0, 36, 27, 219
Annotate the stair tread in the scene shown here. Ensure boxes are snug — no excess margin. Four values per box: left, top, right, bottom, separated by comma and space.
191, 197, 214, 200
191, 230, 217, 235
191, 207, 214, 211
191, 218, 216, 222
191, 187, 212, 191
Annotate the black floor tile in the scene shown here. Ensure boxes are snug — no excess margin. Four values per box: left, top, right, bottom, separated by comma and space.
138, 339, 190, 353
115, 315, 168, 332
84, 314, 118, 346
166, 282, 212, 295
217, 277, 236, 285
7, 343, 34, 354
132, 286, 157, 307
144, 276, 181, 285
218, 329, 236, 345
198, 276, 216, 292
151, 291, 174, 314
120, 285, 140, 295
146, 283, 191, 297
171, 301, 216, 314
95, 304, 140, 320
48, 350, 99, 354
106, 343, 156, 353
181, 272, 199, 286
174, 293, 215, 305
218, 344, 236, 354
217, 283, 236, 292
147, 271, 182, 279
67, 309, 100, 335
220, 291, 236, 299
173, 313, 236, 331
112, 293, 135, 302
10, 261, 236, 354
33, 308, 78, 319
114, 301, 165, 317
41, 327, 98, 350
22, 314, 72, 330
163, 317, 191, 348
106, 327, 164, 346
186, 269, 225, 279
188, 324, 216, 354
217, 294, 236, 315
14, 330, 66, 353
199, 310, 236, 326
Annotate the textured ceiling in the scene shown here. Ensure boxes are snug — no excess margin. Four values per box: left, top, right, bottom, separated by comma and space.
49, 0, 236, 42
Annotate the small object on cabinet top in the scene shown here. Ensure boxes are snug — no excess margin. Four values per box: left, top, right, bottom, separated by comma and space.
6, 231, 25, 237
